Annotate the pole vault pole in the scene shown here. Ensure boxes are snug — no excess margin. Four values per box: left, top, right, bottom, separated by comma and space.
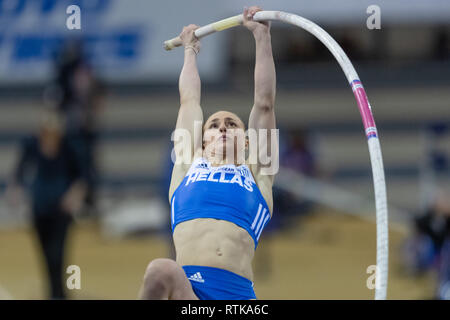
164, 11, 389, 300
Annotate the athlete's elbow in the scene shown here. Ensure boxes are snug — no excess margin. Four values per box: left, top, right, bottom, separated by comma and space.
254, 101, 274, 113
254, 94, 275, 110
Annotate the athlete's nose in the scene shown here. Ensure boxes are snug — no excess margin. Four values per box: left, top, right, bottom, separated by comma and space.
219, 123, 226, 133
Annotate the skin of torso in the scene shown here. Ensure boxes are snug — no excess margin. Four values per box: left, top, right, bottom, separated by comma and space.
169, 163, 273, 282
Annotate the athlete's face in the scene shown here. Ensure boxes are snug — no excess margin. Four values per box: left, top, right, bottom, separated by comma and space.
203, 111, 247, 160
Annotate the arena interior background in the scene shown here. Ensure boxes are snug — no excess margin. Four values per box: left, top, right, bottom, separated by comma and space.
0, 0, 449, 299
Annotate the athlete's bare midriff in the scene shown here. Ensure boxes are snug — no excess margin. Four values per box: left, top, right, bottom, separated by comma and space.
173, 218, 255, 281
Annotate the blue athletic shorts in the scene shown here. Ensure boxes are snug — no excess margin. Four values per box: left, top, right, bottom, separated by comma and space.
182, 265, 257, 300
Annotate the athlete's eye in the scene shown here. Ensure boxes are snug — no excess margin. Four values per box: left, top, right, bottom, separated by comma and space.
210, 123, 218, 128
229, 122, 237, 127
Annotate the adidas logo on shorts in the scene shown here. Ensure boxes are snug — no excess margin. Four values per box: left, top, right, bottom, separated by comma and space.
188, 272, 205, 283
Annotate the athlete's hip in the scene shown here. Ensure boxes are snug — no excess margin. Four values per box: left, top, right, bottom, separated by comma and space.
181, 265, 257, 300
176, 254, 254, 282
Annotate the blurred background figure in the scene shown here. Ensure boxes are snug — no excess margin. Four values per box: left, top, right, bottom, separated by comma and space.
401, 122, 450, 299
254, 128, 319, 279
47, 40, 105, 217
402, 191, 450, 299
269, 128, 318, 232
6, 109, 88, 299
0, 0, 449, 299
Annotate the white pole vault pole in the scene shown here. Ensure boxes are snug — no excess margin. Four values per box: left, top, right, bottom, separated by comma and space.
164, 11, 389, 300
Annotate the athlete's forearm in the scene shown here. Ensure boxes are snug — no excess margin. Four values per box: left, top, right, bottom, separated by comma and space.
179, 49, 201, 105
253, 30, 276, 109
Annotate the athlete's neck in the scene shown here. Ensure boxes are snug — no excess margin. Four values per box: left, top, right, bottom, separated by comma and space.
204, 153, 245, 167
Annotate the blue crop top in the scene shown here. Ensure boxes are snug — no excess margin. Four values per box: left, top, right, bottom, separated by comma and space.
170, 157, 271, 249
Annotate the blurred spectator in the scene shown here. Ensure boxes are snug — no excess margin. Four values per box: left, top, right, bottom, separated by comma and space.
270, 128, 317, 230
434, 26, 450, 61
281, 128, 317, 176
402, 190, 450, 300
50, 40, 106, 216
254, 128, 318, 280
6, 109, 89, 299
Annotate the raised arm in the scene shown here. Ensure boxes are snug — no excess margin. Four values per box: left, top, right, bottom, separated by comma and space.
170, 25, 204, 200
244, 6, 278, 182
175, 24, 204, 165
179, 25, 202, 107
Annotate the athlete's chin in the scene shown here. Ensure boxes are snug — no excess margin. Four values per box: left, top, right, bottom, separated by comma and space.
215, 140, 235, 151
